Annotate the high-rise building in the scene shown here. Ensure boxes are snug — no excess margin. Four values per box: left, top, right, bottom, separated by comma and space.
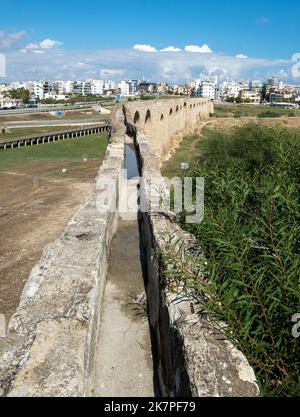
120, 80, 138, 97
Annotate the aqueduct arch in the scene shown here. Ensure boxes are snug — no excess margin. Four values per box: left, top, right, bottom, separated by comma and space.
145, 109, 151, 124
126, 97, 213, 161
133, 111, 140, 124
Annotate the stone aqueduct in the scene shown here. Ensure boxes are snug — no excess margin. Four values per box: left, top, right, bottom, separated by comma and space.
123, 97, 213, 161
0, 98, 259, 397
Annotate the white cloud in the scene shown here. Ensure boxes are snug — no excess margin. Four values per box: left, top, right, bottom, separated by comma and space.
0, 31, 27, 49
256, 17, 271, 24
185, 44, 213, 53
21, 39, 62, 54
100, 68, 124, 77
236, 54, 249, 59
39, 38, 62, 49
160, 46, 182, 52
26, 43, 40, 50
3, 47, 292, 85
133, 44, 158, 53
74, 62, 88, 68
267, 69, 289, 79
63, 61, 91, 70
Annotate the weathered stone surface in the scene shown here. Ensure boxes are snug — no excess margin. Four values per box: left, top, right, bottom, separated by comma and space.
8, 319, 87, 397
0, 106, 126, 397
178, 318, 259, 397
126, 103, 260, 397
1, 98, 259, 397
125, 98, 213, 163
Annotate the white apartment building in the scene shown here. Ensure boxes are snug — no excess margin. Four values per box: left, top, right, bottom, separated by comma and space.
73, 81, 92, 96
104, 80, 117, 91
119, 80, 137, 97
52, 81, 73, 95
188, 80, 197, 90
196, 81, 216, 99
90, 80, 104, 96
0, 84, 10, 94
9, 82, 27, 90
239, 81, 250, 90
251, 80, 263, 89
64, 81, 74, 94
26, 81, 44, 99
53, 81, 66, 95
267, 77, 284, 90
220, 81, 241, 98
195, 79, 202, 90
240, 90, 261, 104
44, 93, 67, 101
119, 81, 130, 96
0, 94, 22, 108
173, 85, 191, 96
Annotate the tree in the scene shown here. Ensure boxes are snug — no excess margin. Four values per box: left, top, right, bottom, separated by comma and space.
5, 88, 30, 104
261, 84, 268, 101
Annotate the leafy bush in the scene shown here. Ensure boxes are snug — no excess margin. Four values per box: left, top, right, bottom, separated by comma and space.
234, 111, 242, 118
179, 124, 300, 396
257, 111, 281, 118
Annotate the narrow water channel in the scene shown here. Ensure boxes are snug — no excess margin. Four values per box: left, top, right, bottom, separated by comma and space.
92, 144, 154, 397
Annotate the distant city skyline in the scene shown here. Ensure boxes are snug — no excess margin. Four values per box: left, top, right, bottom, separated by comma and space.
1, 0, 300, 83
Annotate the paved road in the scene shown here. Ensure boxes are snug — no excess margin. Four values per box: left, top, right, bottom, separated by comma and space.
2, 118, 109, 128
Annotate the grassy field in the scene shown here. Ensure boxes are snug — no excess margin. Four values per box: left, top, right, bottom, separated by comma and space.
162, 134, 201, 178
0, 134, 108, 170
0, 126, 76, 140
212, 104, 300, 118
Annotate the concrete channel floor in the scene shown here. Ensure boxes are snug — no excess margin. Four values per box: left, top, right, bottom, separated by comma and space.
92, 220, 155, 397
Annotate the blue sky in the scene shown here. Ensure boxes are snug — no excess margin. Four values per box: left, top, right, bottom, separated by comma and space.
1, 0, 300, 82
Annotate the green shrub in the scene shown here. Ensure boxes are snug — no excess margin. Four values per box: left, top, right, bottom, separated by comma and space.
257, 111, 281, 118
178, 124, 300, 396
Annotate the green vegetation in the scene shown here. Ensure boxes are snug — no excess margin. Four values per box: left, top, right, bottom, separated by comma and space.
225, 96, 244, 103
140, 95, 158, 100
0, 134, 108, 169
257, 110, 297, 118
162, 134, 200, 178
257, 110, 282, 118
0, 126, 73, 139
167, 124, 300, 396
212, 105, 300, 119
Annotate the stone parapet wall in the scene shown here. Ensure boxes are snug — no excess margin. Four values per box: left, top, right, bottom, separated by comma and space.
122, 99, 260, 397
133, 130, 260, 397
0, 98, 260, 397
125, 98, 213, 163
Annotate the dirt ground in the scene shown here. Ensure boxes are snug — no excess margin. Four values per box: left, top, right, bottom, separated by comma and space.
0, 109, 108, 124
203, 116, 300, 132
0, 159, 101, 322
